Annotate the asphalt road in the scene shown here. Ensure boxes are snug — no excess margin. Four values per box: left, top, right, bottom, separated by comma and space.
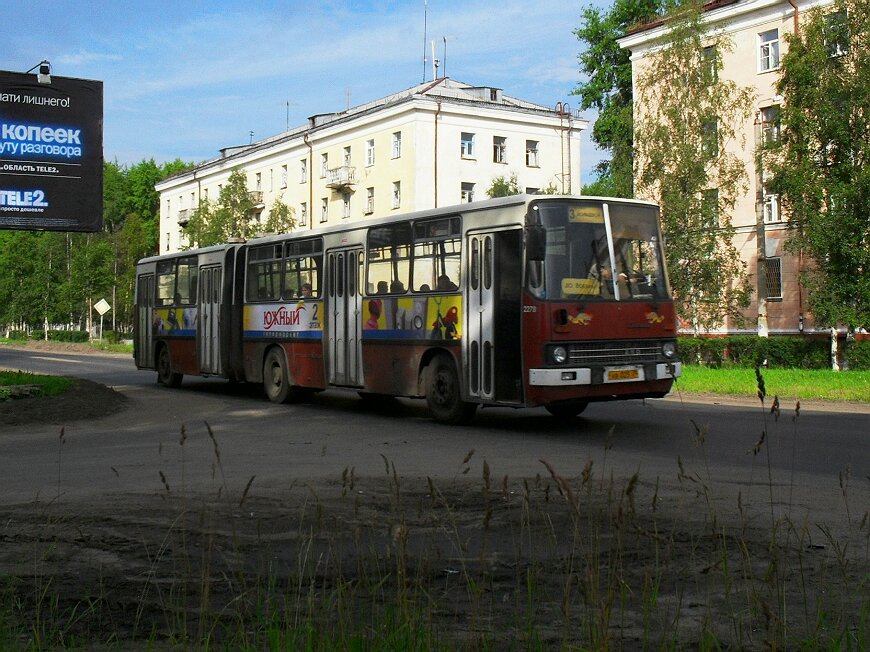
1, 346, 868, 530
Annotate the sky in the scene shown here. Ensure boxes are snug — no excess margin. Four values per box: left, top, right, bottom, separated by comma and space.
3, 0, 606, 184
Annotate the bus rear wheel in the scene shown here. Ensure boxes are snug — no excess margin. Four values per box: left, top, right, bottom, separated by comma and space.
545, 401, 589, 419
263, 348, 294, 404
425, 355, 477, 425
156, 345, 182, 388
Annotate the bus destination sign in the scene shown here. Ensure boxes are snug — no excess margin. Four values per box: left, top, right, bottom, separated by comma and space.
0, 69, 103, 232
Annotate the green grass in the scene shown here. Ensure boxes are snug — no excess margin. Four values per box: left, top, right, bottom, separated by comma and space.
677, 365, 870, 403
0, 370, 73, 397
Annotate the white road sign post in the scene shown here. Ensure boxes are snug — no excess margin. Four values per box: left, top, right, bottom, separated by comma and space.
94, 298, 111, 341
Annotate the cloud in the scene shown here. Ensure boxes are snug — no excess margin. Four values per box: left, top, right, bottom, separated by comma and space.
56, 50, 123, 66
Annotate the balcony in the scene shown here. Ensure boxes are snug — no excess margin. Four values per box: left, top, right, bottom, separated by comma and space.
326, 166, 357, 190
247, 190, 265, 207
177, 208, 190, 226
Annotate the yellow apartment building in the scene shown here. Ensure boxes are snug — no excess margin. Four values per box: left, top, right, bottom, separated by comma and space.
620, 0, 834, 336
156, 78, 587, 255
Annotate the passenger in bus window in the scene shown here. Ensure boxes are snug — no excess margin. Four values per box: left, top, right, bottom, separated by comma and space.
437, 274, 457, 291
390, 279, 406, 294
300, 283, 312, 298
377, 281, 388, 294
419, 283, 431, 292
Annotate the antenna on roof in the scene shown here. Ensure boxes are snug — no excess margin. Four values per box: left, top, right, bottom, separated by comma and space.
422, 0, 428, 82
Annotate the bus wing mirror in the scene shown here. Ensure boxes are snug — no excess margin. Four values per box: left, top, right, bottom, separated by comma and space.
526, 226, 546, 261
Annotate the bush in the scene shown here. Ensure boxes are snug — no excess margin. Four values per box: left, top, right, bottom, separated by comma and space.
677, 337, 727, 367
4, 330, 29, 340
844, 339, 870, 370
678, 335, 830, 369
52, 330, 90, 343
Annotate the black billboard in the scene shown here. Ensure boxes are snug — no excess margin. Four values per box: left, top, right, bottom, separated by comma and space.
0, 70, 103, 232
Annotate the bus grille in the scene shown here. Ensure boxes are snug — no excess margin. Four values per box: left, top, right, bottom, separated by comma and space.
568, 340, 663, 366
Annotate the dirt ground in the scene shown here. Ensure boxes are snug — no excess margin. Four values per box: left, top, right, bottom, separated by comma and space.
0, 344, 866, 648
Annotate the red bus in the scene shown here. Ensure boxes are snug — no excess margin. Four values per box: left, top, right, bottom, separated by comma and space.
134, 195, 681, 423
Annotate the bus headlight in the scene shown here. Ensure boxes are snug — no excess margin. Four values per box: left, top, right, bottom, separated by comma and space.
662, 341, 676, 359
552, 346, 568, 364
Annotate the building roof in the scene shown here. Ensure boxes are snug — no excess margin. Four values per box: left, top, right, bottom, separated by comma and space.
158, 78, 577, 187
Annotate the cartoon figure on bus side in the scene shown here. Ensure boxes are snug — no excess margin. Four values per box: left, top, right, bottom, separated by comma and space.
431, 305, 459, 340
365, 299, 382, 330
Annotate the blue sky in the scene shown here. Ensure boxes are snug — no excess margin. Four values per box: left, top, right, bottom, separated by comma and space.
3, 0, 605, 183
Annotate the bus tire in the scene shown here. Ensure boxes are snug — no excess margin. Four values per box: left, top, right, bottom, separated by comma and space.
425, 354, 477, 425
156, 345, 182, 388
545, 401, 589, 419
263, 348, 293, 404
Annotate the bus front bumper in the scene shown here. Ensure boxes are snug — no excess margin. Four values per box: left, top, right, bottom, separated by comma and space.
528, 362, 682, 387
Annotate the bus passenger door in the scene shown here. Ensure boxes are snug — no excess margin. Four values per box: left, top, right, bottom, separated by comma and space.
466, 233, 495, 400
198, 265, 222, 375
326, 249, 363, 387
466, 230, 523, 403
135, 273, 154, 369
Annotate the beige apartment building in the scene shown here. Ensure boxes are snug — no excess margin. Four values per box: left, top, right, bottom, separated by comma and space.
620, 0, 834, 336
156, 78, 586, 255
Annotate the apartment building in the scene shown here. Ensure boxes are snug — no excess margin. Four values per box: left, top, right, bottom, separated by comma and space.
156, 78, 586, 254
620, 0, 834, 335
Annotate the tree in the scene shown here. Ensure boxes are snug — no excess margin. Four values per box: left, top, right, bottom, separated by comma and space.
486, 173, 521, 198
184, 170, 256, 248
633, 0, 754, 334
573, 0, 664, 197
764, 0, 870, 330
262, 197, 296, 234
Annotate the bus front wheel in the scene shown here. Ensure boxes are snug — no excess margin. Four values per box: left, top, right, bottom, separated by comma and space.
425, 355, 477, 425
263, 348, 293, 404
156, 345, 182, 388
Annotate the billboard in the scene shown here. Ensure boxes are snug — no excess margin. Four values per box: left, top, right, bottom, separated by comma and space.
0, 69, 103, 232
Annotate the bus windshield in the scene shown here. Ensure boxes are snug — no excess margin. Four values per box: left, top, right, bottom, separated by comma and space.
527, 199, 669, 302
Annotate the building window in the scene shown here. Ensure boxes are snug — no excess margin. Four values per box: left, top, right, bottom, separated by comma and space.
461, 182, 475, 203
255, 172, 262, 191
343, 146, 351, 166
525, 140, 539, 167
493, 136, 507, 164
759, 29, 780, 72
300, 159, 308, 184
392, 182, 401, 209
392, 131, 402, 158
702, 118, 718, 157
526, 187, 539, 194
702, 45, 718, 84
320, 198, 328, 223
702, 188, 719, 227
365, 139, 375, 167
764, 257, 783, 300
366, 187, 375, 214
342, 192, 351, 219
763, 190, 781, 223
461, 132, 475, 158
281, 165, 288, 189
320, 153, 328, 178
299, 202, 307, 226
760, 106, 781, 145
825, 11, 849, 57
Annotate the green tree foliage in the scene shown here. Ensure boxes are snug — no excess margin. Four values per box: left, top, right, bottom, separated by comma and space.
764, 0, 870, 329
184, 170, 256, 247
573, 0, 664, 197
633, 0, 754, 333
486, 173, 521, 198
0, 159, 191, 336
262, 197, 296, 234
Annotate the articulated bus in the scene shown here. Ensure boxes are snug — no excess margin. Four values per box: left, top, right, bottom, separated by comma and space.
134, 195, 681, 424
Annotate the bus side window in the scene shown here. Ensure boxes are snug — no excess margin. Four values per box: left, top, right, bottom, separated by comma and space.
156, 260, 176, 306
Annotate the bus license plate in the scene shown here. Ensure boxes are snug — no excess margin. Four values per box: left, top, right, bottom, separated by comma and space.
605, 367, 642, 383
